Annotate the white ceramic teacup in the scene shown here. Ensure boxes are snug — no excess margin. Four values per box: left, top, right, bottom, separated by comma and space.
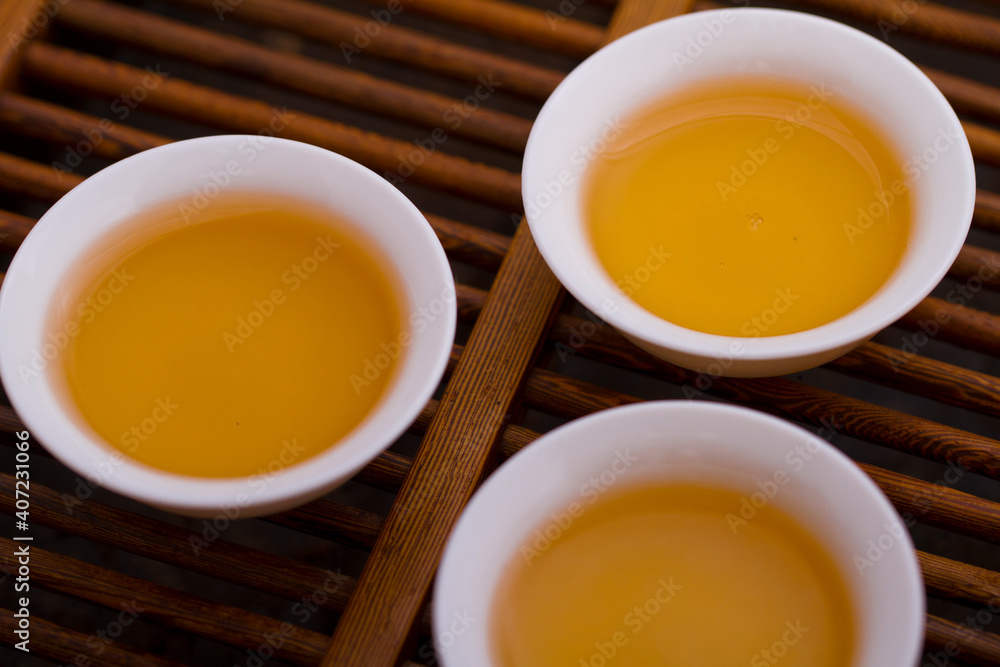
0, 135, 456, 517
523, 8, 975, 377
434, 401, 924, 666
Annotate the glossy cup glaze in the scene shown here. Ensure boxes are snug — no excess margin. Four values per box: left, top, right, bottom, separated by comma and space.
523, 8, 975, 377
434, 401, 924, 666
0, 135, 456, 517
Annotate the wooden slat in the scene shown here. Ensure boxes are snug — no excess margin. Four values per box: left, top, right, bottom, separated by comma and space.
920, 552, 1000, 608
0, 473, 357, 613
897, 297, 1000, 359
0, 537, 331, 666
922, 67, 1000, 125
965, 122, 1000, 168
321, 221, 564, 665
0, 91, 169, 161
0, 0, 49, 90
926, 615, 1000, 666
975, 190, 1000, 234
772, 0, 1000, 56
951, 245, 1000, 293
356, 0, 605, 58
164, 0, 564, 101
0, 209, 33, 250
57, 0, 533, 153
21, 42, 523, 210
0, 608, 185, 667
532, 318, 1000, 479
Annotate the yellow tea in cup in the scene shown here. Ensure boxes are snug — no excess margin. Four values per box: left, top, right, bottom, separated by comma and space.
51, 192, 404, 477
491, 483, 855, 666
585, 76, 911, 336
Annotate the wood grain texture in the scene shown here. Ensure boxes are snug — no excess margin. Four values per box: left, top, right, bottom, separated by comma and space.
0, 608, 185, 667
57, 0, 533, 153
356, 0, 605, 58
321, 221, 564, 666
164, 0, 564, 102
0, 537, 332, 666
772, 0, 1000, 56
897, 297, 1000, 359
0, 473, 357, 613
21, 42, 523, 210
925, 615, 1000, 666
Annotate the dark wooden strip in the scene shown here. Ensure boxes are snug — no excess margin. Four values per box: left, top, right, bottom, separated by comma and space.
165, 0, 563, 102
58, 0, 532, 153
267, 500, 384, 551
859, 464, 1000, 546
925, 614, 1000, 666
922, 67, 1000, 125
976, 190, 1000, 234
966, 122, 1000, 168
0, 473, 356, 612
920, 551, 1000, 609
826, 341, 1000, 419
0, 96, 510, 268
0, 208, 34, 250
0, 0, 49, 91
0, 608, 184, 667
536, 319, 1000, 479
896, 297, 1000, 359
0, 151, 82, 200
0, 537, 330, 666
951, 245, 1000, 293
779, 0, 1000, 57
605, 0, 696, 39
322, 221, 564, 666
355, 0, 605, 58
0, 91, 168, 161
21, 43, 522, 210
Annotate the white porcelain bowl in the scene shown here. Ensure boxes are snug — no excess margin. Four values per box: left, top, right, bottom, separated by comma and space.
0, 135, 456, 517
434, 401, 924, 666
523, 8, 975, 377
